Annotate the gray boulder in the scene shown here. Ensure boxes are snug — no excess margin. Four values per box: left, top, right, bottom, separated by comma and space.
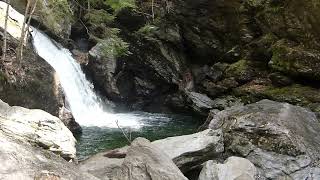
198, 157, 257, 180
186, 92, 215, 115
209, 99, 320, 179
0, 130, 98, 180
153, 129, 224, 172
79, 146, 129, 180
112, 138, 187, 180
88, 42, 120, 99
0, 99, 76, 160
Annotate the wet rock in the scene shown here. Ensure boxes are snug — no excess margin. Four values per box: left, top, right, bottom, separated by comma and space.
234, 81, 320, 113
186, 92, 215, 115
0, 99, 76, 160
211, 96, 243, 110
269, 72, 293, 87
225, 60, 266, 84
59, 107, 82, 135
72, 49, 89, 64
209, 99, 320, 179
203, 78, 239, 98
246, 149, 312, 179
198, 157, 257, 180
112, 138, 188, 180
0, 130, 98, 180
88, 42, 120, 99
153, 129, 224, 172
198, 109, 220, 131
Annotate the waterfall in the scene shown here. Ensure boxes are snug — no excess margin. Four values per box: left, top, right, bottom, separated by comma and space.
30, 28, 140, 128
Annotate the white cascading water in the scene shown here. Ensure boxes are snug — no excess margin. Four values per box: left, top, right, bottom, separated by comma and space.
31, 28, 142, 128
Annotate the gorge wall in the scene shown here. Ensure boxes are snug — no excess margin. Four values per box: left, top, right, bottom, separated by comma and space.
2, 0, 320, 118
84, 0, 320, 116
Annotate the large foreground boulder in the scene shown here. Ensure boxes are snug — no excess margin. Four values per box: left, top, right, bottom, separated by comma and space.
209, 99, 320, 179
0, 130, 98, 180
0, 99, 76, 160
80, 129, 223, 178
198, 157, 257, 180
111, 138, 187, 180
79, 146, 129, 180
153, 129, 224, 172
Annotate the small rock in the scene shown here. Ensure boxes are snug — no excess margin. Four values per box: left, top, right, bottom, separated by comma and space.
198, 157, 257, 180
112, 138, 188, 180
269, 72, 293, 87
186, 91, 215, 115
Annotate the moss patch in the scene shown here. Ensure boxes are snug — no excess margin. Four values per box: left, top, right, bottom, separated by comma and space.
36, 0, 74, 38
234, 80, 320, 113
270, 40, 320, 80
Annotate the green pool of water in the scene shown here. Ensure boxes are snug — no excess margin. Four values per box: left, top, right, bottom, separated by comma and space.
76, 112, 200, 160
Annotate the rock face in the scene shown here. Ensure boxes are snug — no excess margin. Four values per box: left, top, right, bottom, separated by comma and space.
87, 43, 121, 100
153, 129, 224, 172
112, 138, 188, 180
0, 130, 98, 180
0, 2, 61, 116
0, 99, 76, 160
82, 0, 320, 116
270, 40, 320, 80
10, 0, 73, 40
209, 99, 320, 179
198, 157, 257, 180
0, 2, 29, 41
59, 106, 82, 135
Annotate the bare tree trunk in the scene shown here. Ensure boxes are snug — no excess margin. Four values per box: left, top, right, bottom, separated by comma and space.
151, 0, 154, 21
2, 0, 10, 63
25, 0, 38, 35
17, 1, 30, 62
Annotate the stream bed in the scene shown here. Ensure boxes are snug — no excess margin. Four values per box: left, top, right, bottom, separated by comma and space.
76, 112, 200, 161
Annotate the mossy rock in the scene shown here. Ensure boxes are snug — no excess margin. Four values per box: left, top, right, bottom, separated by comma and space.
234, 80, 320, 113
254, 0, 320, 49
270, 40, 320, 80
34, 0, 74, 39
225, 59, 267, 83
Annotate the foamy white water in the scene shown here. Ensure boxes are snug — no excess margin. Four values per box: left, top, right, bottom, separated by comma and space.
31, 28, 141, 128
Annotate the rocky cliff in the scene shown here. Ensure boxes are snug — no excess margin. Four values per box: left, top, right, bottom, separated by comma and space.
82, 0, 320, 116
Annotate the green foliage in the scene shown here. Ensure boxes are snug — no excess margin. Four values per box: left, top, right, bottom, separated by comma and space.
93, 28, 130, 57
46, 0, 73, 21
80, 0, 135, 58
103, 0, 136, 12
38, 0, 74, 35
0, 71, 7, 82
136, 24, 158, 36
84, 9, 114, 25
48, 0, 72, 14
100, 37, 130, 58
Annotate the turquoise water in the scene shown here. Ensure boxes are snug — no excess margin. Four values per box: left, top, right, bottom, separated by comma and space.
76, 112, 200, 160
